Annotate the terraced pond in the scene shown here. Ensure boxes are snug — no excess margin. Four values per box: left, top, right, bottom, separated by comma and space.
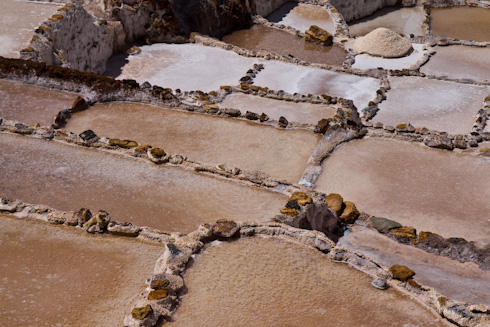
430, 7, 490, 42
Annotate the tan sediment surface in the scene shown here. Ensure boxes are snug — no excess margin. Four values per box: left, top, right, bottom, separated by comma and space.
0, 213, 163, 327
0, 0, 62, 58
339, 227, 490, 307
0, 78, 78, 126
374, 76, 490, 135
430, 7, 490, 42
315, 138, 490, 245
0, 133, 287, 233
64, 102, 321, 183
220, 93, 337, 125
165, 236, 447, 327
222, 24, 347, 66
353, 28, 413, 58
420, 46, 490, 82
348, 6, 426, 37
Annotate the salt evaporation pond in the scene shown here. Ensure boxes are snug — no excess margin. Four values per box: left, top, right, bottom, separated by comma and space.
266, 2, 335, 34
0, 78, 78, 126
111, 43, 257, 92
339, 227, 490, 307
352, 43, 428, 70
0, 0, 62, 58
254, 61, 380, 110
430, 7, 490, 42
0, 133, 287, 232
0, 214, 162, 327
316, 138, 490, 245
348, 6, 426, 37
166, 236, 446, 327
222, 24, 347, 66
64, 102, 321, 182
220, 93, 338, 125
420, 46, 490, 82
374, 76, 489, 134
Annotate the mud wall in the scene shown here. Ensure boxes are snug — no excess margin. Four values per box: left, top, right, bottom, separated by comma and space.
329, 0, 399, 22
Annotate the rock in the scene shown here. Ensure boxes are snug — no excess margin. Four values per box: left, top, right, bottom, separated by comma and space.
134, 144, 151, 153
353, 28, 413, 58
480, 147, 490, 156
47, 211, 78, 226
324, 193, 344, 215
131, 304, 153, 320
315, 118, 331, 134
418, 231, 438, 243
278, 116, 288, 128
224, 108, 240, 117
79, 129, 98, 141
371, 278, 389, 290
95, 210, 111, 227
453, 139, 467, 149
75, 208, 92, 225
204, 104, 219, 113
127, 45, 141, 55
245, 111, 259, 120
424, 135, 454, 150
42, 129, 54, 140
285, 200, 301, 210
212, 219, 239, 238
170, 155, 184, 164
150, 278, 170, 290
280, 208, 299, 217
83, 216, 97, 228
288, 192, 312, 206
109, 138, 139, 148
305, 25, 333, 46
370, 216, 402, 233
148, 148, 169, 164
150, 148, 166, 157
107, 221, 140, 237
148, 289, 168, 300
71, 96, 88, 113
391, 226, 416, 239
395, 123, 415, 132
339, 201, 359, 224
389, 264, 415, 281
259, 113, 269, 122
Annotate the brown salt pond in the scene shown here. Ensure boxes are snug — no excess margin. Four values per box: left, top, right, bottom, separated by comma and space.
374, 76, 490, 135
0, 0, 62, 58
222, 24, 347, 66
339, 227, 490, 307
0, 78, 78, 126
430, 7, 490, 42
220, 93, 338, 125
165, 236, 447, 327
0, 213, 163, 327
420, 45, 490, 82
348, 6, 426, 37
64, 102, 321, 183
0, 133, 287, 233
266, 2, 335, 34
316, 138, 490, 246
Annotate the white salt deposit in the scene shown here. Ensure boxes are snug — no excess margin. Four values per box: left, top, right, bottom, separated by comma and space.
267, 3, 335, 34
353, 28, 413, 58
254, 61, 380, 110
116, 43, 259, 92
352, 43, 428, 70
374, 76, 490, 134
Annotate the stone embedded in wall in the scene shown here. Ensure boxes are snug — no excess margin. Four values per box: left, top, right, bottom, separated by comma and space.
423, 134, 454, 150
389, 264, 415, 282
329, 0, 398, 22
305, 25, 333, 46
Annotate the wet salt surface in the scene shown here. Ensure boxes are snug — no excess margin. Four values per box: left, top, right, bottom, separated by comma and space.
165, 236, 447, 327
316, 138, 490, 245
0, 133, 287, 233
430, 7, 490, 42
220, 93, 338, 125
111, 43, 257, 92
254, 61, 380, 110
222, 24, 347, 66
0, 214, 163, 327
420, 46, 490, 82
0, 0, 62, 58
352, 43, 428, 70
266, 2, 335, 34
64, 102, 321, 183
0, 78, 78, 126
339, 227, 490, 307
348, 6, 426, 37
374, 76, 490, 134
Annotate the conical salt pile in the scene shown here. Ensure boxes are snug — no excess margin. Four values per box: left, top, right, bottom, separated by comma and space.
353, 27, 413, 58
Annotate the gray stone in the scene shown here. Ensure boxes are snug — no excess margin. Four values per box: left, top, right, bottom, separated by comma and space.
107, 221, 140, 237
370, 216, 402, 233
371, 278, 389, 290
245, 111, 259, 120
424, 134, 454, 150
224, 108, 241, 117
79, 129, 98, 141
278, 116, 288, 128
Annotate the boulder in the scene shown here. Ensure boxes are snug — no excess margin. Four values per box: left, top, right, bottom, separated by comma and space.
47, 211, 78, 226
353, 28, 413, 58
259, 113, 269, 122
424, 135, 454, 150
418, 231, 438, 243
71, 96, 88, 113
150, 278, 170, 290
212, 219, 239, 238
339, 201, 359, 224
109, 138, 139, 148
148, 289, 168, 300
288, 192, 312, 206
131, 304, 153, 320
224, 108, 241, 117
389, 264, 415, 281
280, 208, 299, 217
107, 221, 140, 237
371, 278, 388, 290
245, 111, 259, 120
305, 25, 333, 46
391, 226, 416, 239
278, 116, 288, 128
75, 208, 92, 226
150, 148, 166, 157
324, 193, 344, 215
95, 210, 111, 227
370, 216, 402, 233
79, 129, 98, 141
